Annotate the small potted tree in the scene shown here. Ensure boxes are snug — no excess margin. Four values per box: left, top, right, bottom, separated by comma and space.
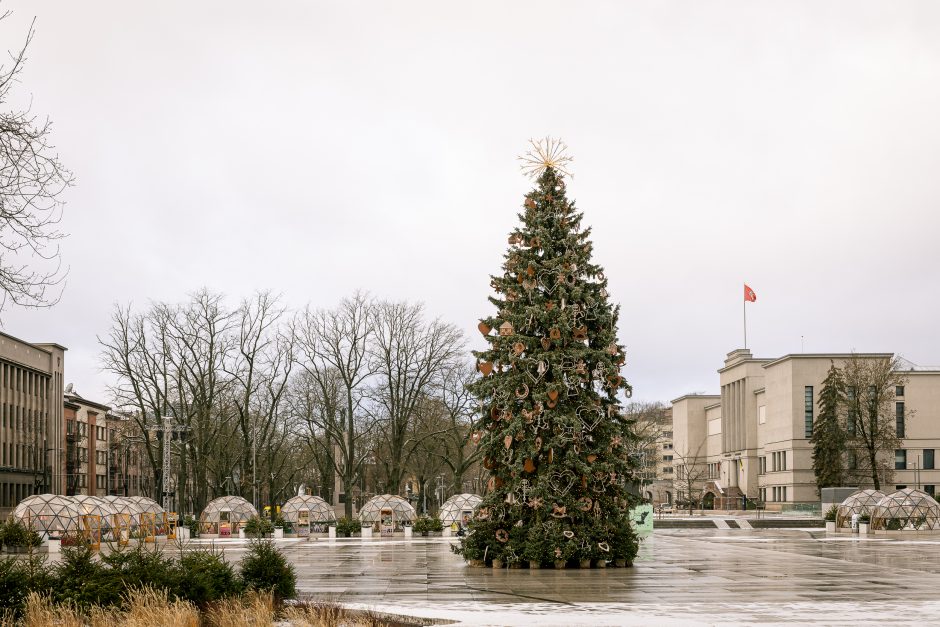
824, 505, 838, 534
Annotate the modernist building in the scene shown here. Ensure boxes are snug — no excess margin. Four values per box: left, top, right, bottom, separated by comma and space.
0, 332, 66, 517
63, 385, 148, 498
671, 349, 940, 511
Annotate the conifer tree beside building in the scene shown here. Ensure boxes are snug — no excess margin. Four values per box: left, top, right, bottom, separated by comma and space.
811, 363, 847, 493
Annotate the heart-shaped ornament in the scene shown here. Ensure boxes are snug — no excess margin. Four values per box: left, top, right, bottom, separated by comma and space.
478, 362, 493, 376
478, 322, 491, 335
541, 337, 551, 350
547, 389, 559, 401
548, 470, 576, 496
577, 406, 603, 432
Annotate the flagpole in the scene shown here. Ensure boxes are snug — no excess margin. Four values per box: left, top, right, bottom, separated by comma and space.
743, 293, 747, 349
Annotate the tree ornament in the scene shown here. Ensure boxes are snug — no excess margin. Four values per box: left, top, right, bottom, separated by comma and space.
515, 384, 529, 399
478, 322, 492, 335
499, 321, 514, 336
495, 529, 510, 543
513, 342, 525, 356
540, 337, 551, 350
518, 137, 574, 179
478, 362, 494, 376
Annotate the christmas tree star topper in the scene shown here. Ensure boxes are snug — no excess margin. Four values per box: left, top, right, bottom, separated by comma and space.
518, 136, 574, 179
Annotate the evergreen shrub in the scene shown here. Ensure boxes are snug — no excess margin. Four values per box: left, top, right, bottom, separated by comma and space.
239, 539, 296, 602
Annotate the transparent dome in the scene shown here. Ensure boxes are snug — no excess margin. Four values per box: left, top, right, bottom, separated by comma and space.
836, 489, 886, 528
12, 494, 82, 536
103, 496, 145, 528
871, 488, 940, 531
70, 495, 118, 532
125, 495, 165, 516
281, 495, 335, 524
438, 493, 482, 524
358, 494, 416, 525
200, 496, 258, 535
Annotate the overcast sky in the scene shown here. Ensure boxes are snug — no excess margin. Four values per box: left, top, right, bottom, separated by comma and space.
2, 1, 939, 405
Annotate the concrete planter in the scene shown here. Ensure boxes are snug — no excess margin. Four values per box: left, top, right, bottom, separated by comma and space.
614, 559, 628, 568
579, 559, 592, 569
529, 560, 541, 569
177, 527, 191, 541
442, 527, 452, 537
273, 528, 284, 539
328, 527, 336, 539
825, 521, 836, 533
492, 559, 504, 569
238, 529, 246, 539
360, 526, 373, 539
859, 523, 870, 535
45, 538, 61, 553
468, 559, 484, 567
595, 559, 607, 568
554, 560, 566, 570
404, 526, 413, 539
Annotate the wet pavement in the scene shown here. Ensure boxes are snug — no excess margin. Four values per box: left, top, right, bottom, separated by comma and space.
202, 529, 940, 625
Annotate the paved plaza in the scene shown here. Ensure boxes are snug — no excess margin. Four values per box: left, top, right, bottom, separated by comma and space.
194, 528, 940, 625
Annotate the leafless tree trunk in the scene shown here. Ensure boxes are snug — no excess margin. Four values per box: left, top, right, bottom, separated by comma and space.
0, 12, 73, 311
673, 440, 708, 515
293, 292, 375, 519
843, 354, 911, 490
370, 300, 465, 495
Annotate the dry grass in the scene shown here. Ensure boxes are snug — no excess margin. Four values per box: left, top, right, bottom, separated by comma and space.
204, 590, 274, 626
0, 589, 426, 627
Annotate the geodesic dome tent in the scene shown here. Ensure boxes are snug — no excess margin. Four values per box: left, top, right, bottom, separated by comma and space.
125, 495, 165, 516
103, 496, 145, 527
871, 488, 940, 531
281, 495, 335, 526
438, 493, 482, 525
836, 489, 885, 528
200, 495, 258, 535
358, 494, 416, 528
12, 494, 82, 536
70, 495, 119, 533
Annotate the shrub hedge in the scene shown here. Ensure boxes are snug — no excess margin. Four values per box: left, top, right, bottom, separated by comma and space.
0, 538, 294, 619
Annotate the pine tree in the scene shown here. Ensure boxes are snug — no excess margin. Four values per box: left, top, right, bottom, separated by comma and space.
455, 140, 641, 569
811, 362, 846, 493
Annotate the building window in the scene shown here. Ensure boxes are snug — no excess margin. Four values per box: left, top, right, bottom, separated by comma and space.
926, 449, 935, 470
926, 485, 935, 497
896, 402, 905, 438
758, 405, 766, 425
895, 449, 907, 471
848, 450, 857, 470
896, 385, 905, 397
804, 386, 814, 438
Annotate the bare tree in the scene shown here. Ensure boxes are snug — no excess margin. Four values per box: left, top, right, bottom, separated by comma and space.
843, 354, 912, 490
434, 360, 483, 494
369, 300, 465, 494
0, 12, 73, 310
293, 292, 376, 518
673, 440, 708, 515
625, 401, 670, 488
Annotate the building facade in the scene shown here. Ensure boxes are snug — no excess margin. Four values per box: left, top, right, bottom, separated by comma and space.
671, 349, 940, 511
0, 332, 66, 517
63, 386, 148, 498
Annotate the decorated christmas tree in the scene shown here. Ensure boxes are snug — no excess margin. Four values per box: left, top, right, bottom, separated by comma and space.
455, 138, 641, 569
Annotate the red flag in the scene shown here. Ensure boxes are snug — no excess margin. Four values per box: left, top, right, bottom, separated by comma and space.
744, 284, 757, 302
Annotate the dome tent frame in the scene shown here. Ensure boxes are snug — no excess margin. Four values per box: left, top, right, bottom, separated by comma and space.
12, 494, 82, 537
281, 495, 335, 535
836, 489, 886, 528
438, 493, 482, 526
871, 488, 940, 531
200, 495, 258, 536
358, 494, 416, 531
